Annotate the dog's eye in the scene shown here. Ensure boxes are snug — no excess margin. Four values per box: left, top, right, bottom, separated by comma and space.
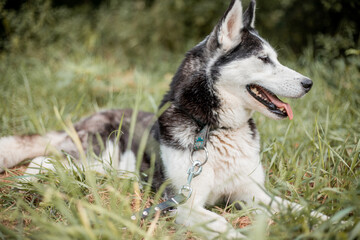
258, 56, 270, 64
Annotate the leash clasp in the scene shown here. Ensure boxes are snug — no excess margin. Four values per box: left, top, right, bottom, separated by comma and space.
179, 160, 203, 199
179, 185, 192, 200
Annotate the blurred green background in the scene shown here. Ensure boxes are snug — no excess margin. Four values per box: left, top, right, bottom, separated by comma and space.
1, 0, 359, 64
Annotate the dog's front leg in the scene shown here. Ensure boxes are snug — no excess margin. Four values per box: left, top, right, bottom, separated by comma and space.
265, 195, 329, 221
233, 183, 328, 221
175, 167, 245, 239
177, 204, 245, 239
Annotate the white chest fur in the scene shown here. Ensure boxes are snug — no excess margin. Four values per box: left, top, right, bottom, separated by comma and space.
161, 124, 265, 205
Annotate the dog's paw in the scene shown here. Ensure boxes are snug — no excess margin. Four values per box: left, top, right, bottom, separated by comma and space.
223, 228, 246, 239
176, 205, 246, 239
310, 210, 329, 222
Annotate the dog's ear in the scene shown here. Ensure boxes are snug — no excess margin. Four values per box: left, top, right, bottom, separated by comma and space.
243, 0, 256, 28
207, 0, 244, 52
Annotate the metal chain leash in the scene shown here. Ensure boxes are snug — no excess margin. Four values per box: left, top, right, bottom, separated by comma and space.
131, 125, 210, 220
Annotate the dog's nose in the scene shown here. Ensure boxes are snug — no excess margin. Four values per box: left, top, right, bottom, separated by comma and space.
301, 78, 313, 93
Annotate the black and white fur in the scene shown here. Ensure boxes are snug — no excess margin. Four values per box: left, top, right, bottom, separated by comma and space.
0, 0, 325, 238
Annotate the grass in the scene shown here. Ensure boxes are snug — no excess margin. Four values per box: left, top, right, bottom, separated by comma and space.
0, 2, 360, 240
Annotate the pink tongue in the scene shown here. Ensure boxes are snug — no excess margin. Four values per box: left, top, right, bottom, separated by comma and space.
263, 92, 293, 120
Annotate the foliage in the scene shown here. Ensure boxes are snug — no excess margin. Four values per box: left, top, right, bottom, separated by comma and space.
1, 0, 359, 61
256, 0, 359, 56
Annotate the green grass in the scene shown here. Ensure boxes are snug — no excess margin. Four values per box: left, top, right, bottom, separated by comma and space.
0, 3, 360, 240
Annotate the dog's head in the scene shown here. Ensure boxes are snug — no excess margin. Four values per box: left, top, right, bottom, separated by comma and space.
206, 0, 312, 120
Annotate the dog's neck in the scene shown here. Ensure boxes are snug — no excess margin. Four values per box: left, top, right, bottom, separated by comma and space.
215, 85, 253, 130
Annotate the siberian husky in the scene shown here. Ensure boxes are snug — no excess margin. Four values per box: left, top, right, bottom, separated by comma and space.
0, 0, 325, 238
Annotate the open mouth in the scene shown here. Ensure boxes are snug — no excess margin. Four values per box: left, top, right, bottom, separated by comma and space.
246, 84, 293, 120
